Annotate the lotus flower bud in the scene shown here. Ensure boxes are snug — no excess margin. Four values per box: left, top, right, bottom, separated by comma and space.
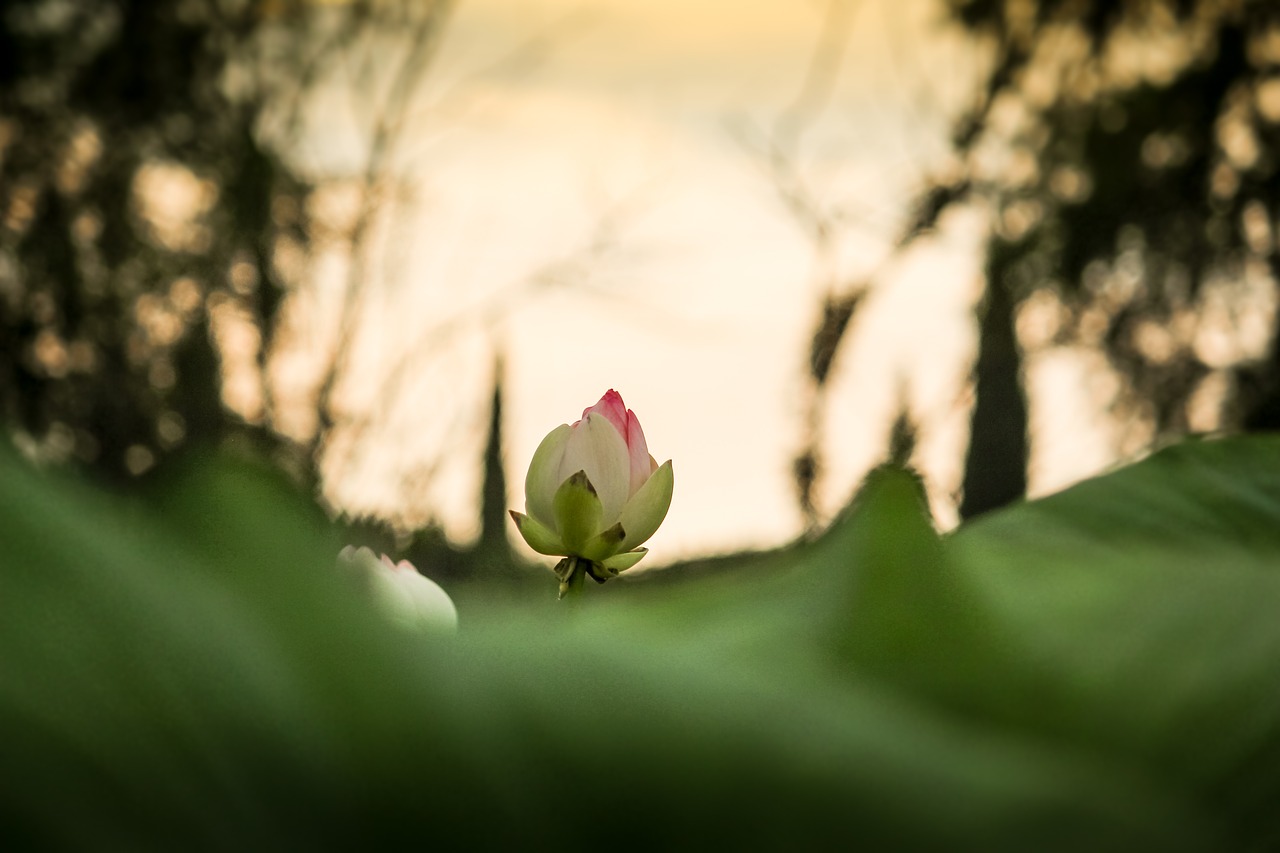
510, 390, 673, 592
339, 546, 458, 633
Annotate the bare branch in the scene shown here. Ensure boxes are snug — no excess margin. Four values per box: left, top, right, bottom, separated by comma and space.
311, 0, 456, 454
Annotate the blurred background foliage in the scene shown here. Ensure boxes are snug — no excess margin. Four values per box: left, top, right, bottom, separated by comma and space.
3, 0, 1280, 550
794, 0, 1280, 520
3, 429, 1280, 846
5, 0, 1280, 843
0, 0, 315, 483
946, 0, 1280, 514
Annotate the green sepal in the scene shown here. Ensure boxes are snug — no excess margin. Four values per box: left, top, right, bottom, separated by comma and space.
601, 548, 647, 572
553, 470, 603, 554
509, 510, 567, 556
618, 460, 673, 552
585, 560, 617, 583
580, 522, 626, 562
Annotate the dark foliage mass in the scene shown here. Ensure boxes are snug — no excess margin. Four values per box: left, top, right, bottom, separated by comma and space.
950, 0, 1280, 515
0, 0, 307, 483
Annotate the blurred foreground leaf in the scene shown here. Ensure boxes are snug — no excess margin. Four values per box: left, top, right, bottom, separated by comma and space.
1, 437, 1279, 848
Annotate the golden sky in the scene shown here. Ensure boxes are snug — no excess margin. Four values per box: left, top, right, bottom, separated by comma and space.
276, 0, 1117, 563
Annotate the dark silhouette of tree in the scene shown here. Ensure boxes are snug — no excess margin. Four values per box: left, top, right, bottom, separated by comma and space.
0, 0, 608, 588
960, 254, 1028, 517
0, 0, 311, 482
778, 1, 1280, 521
944, 0, 1280, 516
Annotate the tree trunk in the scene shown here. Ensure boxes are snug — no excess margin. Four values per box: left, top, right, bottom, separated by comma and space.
960, 270, 1028, 520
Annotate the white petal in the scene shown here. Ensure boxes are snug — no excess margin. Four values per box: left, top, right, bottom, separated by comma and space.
556, 413, 630, 526
525, 423, 571, 528
624, 409, 651, 497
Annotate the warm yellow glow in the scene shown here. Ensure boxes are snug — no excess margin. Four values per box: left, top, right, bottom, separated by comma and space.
260, 0, 1245, 560
131, 162, 217, 253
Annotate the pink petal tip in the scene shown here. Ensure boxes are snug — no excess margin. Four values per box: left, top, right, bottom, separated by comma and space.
582, 389, 629, 438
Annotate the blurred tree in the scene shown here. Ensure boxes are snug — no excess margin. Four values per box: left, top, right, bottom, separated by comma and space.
944, 0, 1280, 516
784, 0, 1280, 520
0, 0, 474, 493
0, 0, 313, 482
